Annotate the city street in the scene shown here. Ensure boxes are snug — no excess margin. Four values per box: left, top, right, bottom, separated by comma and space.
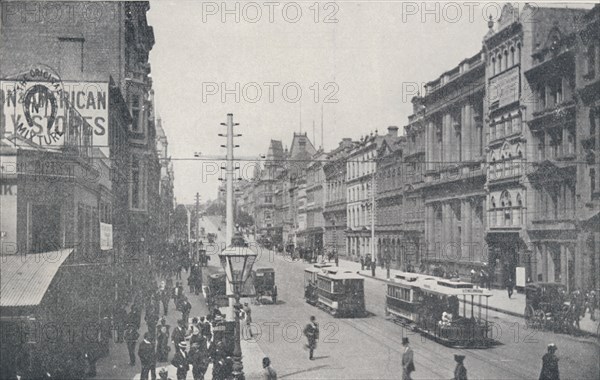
241, 241, 600, 379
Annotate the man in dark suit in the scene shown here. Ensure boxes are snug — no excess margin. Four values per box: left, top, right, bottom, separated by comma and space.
124, 324, 140, 366
171, 341, 190, 380
303, 316, 319, 360
172, 319, 187, 353
401, 337, 415, 380
138, 332, 157, 380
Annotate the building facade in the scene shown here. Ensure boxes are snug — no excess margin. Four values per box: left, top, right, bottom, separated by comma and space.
422, 51, 486, 277
323, 138, 353, 257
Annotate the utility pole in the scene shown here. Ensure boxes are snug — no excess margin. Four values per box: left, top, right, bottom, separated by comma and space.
220, 113, 240, 321
195, 193, 201, 258
371, 165, 376, 264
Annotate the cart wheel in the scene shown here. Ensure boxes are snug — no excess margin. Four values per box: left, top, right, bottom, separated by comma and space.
525, 305, 535, 327
534, 310, 546, 330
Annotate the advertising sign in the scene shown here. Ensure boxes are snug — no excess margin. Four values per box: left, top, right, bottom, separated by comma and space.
0, 155, 18, 255
488, 66, 520, 109
1, 80, 108, 155
100, 222, 113, 250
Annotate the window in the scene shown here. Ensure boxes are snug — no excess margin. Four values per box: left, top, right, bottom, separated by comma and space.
585, 44, 596, 78
516, 194, 523, 225
550, 78, 563, 105
130, 94, 142, 132
591, 169, 596, 199
130, 156, 146, 210
490, 197, 496, 226
510, 47, 515, 67
512, 114, 521, 134
491, 58, 496, 76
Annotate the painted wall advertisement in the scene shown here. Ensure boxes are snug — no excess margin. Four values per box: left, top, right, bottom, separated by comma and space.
1, 78, 109, 156
488, 66, 520, 109
100, 222, 113, 250
0, 154, 17, 255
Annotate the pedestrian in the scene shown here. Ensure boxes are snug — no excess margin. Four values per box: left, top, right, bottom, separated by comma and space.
506, 276, 514, 299
401, 337, 415, 380
201, 316, 212, 343
158, 281, 170, 316
188, 264, 197, 294
138, 332, 157, 380
124, 324, 140, 366
360, 256, 365, 271
453, 354, 467, 380
146, 300, 160, 342
539, 343, 560, 380
242, 302, 253, 337
335, 254, 339, 267
180, 297, 192, 324
115, 305, 127, 343
171, 342, 190, 380
470, 268, 476, 286
189, 341, 209, 380
303, 316, 319, 360
371, 260, 376, 277
262, 357, 277, 380
156, 317, 171, 362
272, 285, 278, 305
172, 319, 187, 353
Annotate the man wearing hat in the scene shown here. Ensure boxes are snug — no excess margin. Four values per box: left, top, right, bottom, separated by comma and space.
262, 357, 277, 380
401, 337, 415, 380
303, 316, 319, 360
172, 320, 187, 354
539, 344, 560, 380
453, 355, 467, 380
138, 332, 157, 380
171, 341, 189, 380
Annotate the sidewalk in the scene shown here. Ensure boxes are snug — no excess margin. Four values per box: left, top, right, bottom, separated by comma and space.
95, 263, 268, 379
336, 258, 599, 337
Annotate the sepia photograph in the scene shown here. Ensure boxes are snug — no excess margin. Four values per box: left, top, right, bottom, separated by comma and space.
0, 0, 599, 379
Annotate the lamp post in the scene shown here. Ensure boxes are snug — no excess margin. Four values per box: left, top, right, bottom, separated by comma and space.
218, 246, 258, 380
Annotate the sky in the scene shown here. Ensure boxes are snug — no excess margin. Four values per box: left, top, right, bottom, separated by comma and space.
147, 1, 591, 204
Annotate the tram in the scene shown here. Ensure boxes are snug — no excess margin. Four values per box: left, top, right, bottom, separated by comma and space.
253, 267, 276, 303
385, 272, 494, 348
304, 266, 366, 317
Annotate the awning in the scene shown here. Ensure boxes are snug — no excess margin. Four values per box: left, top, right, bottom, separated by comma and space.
1, 249, 73, 308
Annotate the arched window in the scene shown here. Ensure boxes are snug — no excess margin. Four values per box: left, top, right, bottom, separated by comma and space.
504, 50, 509, 70
490, 196, 497, 226
491, 156, 496, 179
501, 191, 512, 226
516, 193, 523, 225
497, 54, 503, 73
516, 43, 522, 65
510, 46, 515, 67
491, 57, 496, 76
506, 153, 513, 176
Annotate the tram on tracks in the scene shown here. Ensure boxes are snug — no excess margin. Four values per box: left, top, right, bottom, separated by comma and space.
304, 266, 366, 317
385, 272, 495, 348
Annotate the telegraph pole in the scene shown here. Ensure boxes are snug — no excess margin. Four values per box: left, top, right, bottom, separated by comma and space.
195, 192, 203, 288
371, 166, 376, 264
220, 113, 240, 321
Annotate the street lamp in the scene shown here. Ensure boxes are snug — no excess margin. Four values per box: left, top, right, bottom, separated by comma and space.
218, 246, 258, 380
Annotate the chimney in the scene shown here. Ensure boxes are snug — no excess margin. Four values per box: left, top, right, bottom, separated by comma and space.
387, 126, 399, 137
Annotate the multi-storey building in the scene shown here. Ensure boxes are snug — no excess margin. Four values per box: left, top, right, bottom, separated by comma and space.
346, 128, 398, 260
375, 131, 406, 267
576, 4, 600, 292
254, 140, 285, 240
0, 1, 160, 376
483, 4, 587, 288
303, 150, 327, 255
422, 51, 486, 277
402, 97, 427, 267
323, 138, 353, 257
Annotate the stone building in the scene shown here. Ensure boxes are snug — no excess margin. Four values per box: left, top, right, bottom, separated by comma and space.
303, 150, 327, 256
422, 51, 486, 277
402, 97, 427, 267
323, 138, 354, 257
576, 4, 600, 292
0, 1, 161, 376
375, 132, 407, 268
346, 128, 398, 260
254, 139, 285, 241
483, 4, 587, 288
